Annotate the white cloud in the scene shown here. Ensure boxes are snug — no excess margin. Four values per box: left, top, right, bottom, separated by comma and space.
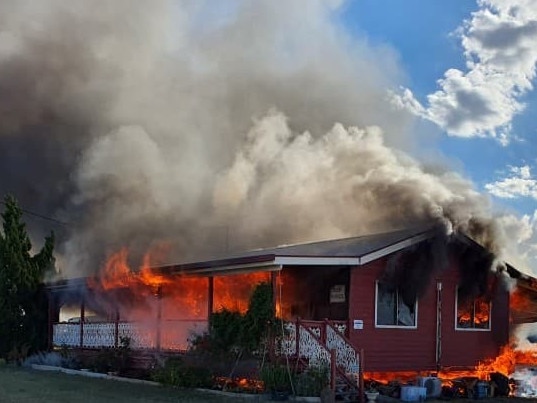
497, 210, 537, 275
485, 165, 537, 198
392, 0, 537, 143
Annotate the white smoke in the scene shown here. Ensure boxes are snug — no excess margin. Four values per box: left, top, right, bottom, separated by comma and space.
212, 110, 496, 250
0, 0, 532, 278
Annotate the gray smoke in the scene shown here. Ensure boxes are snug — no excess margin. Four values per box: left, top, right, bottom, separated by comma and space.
0, 0, 505, 277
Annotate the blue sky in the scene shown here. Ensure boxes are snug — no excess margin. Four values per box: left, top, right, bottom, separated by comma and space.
339, 1, 537, 218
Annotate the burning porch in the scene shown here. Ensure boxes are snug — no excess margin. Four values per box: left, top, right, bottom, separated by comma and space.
47, 247, 353, 351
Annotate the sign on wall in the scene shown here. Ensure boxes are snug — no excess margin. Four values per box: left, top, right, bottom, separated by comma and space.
330, 284, 346, 303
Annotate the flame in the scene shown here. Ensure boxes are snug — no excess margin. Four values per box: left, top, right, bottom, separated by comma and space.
86, 246, 277, 350
90, 246, 171, 294
510, 288, 533, 312
476, 345, 537, 378
88, 248, 292, 336
365, 344, 537, 391
213, 272, 271, 313
215, 376, 264, 393
456, 295, 490, 328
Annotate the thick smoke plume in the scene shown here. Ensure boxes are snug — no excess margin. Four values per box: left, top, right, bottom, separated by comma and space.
0, 0, 510, 277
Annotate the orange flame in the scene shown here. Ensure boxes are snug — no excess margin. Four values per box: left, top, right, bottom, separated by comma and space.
90, 246, 171, 294
456, 295, 490, 329
510, 288, 533, 312
213, 272, 271, 313
88, 246, 275, 320
365, 344, 537, 389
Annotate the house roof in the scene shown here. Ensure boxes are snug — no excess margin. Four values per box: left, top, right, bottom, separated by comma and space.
156, 225, 441, 276
47, 225, 442, 292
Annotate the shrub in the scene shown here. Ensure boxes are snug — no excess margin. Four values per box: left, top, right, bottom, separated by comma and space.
294, 365, 329, 397
192, 282, 276, 356
7, 344, 30, 365
259, 363, 293, 393
208, 308, 244, 353
151, 357, 212, 388
23, 351, 76, 368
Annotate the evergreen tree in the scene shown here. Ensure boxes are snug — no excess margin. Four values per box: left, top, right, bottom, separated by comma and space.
0, 195, 55, 357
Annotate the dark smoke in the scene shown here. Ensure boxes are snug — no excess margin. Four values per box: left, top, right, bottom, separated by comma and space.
382, 228, 449, 305
0, 1, 510, 278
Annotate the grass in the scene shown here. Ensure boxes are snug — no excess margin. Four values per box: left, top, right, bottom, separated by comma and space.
0, 365, 534, 402
0, 365, 257, 403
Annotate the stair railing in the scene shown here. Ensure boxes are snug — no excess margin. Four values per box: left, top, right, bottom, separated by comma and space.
276, 318, 364, 400
324, 319, 363, 400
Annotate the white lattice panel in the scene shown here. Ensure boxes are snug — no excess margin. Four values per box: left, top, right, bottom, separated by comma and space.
333, 322, 347, 335
298, 326, 330, 368
278, 322, 296, 356
326, 325, 359, 374
305, 323, 322, 338
82, 323, 116, 348
53, 324, 80, 347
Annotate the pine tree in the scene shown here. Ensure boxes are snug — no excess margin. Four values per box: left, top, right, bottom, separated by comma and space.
0, 195, 55, 357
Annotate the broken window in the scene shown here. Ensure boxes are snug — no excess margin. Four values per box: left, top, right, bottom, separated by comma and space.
456, 288, 491, 330
375, 282, 417, 327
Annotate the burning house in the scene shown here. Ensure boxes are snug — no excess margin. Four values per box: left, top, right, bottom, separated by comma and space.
47, 224, 537, 395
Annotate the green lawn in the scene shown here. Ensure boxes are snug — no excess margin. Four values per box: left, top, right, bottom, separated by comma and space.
1, 366, 535, 402
0, 366, 258, 403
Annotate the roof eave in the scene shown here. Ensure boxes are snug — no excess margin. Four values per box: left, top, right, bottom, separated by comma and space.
359, 231, 433, 265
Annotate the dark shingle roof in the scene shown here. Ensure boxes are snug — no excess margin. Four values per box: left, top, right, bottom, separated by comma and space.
156, 225, 440, 274
235, 226, 434, 259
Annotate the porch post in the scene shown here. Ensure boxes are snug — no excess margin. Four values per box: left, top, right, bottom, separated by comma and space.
269, 271, 278, 362
207, 276, 214, 317
360, 348, 365, 403
271, 271, 278, 318
322, 318, 328, 344
330, 348, 336, 391
80, 300, 85, 348
47, 293, 55, 350
296, 317, 300, 359
156, 285, 162, 351
114, 308, 120, 348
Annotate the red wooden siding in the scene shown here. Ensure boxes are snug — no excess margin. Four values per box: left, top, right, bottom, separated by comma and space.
347, 255, 510, 372
439, 268, 509, 369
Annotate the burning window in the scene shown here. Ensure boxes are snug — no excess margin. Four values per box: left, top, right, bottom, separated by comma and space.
455, 288, 491, 330
375, 282, 417, 328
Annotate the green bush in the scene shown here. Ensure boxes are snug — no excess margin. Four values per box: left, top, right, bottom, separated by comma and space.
208, 308, 244, 353
259, 363, 293, 392
294, 365, 329, 397
151, 357, 213, 388
192, 282, 276, 356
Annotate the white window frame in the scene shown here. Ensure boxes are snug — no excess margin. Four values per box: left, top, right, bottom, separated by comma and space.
374, 281, 418, 329
454, 287, 492, 332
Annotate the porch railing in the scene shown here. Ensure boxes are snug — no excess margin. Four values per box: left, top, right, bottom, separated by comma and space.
52, 320, 208, 351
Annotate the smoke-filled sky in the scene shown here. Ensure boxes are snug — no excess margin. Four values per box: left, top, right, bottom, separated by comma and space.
1, 0, 536, 278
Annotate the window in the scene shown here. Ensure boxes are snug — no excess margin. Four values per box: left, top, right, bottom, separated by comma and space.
375, 282, 417, 328
455, 288, 491, 331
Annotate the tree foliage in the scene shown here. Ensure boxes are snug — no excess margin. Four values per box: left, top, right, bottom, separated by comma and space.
243, 281, 275, 351
195, 281, 276, 355
0, 195, 55, 357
